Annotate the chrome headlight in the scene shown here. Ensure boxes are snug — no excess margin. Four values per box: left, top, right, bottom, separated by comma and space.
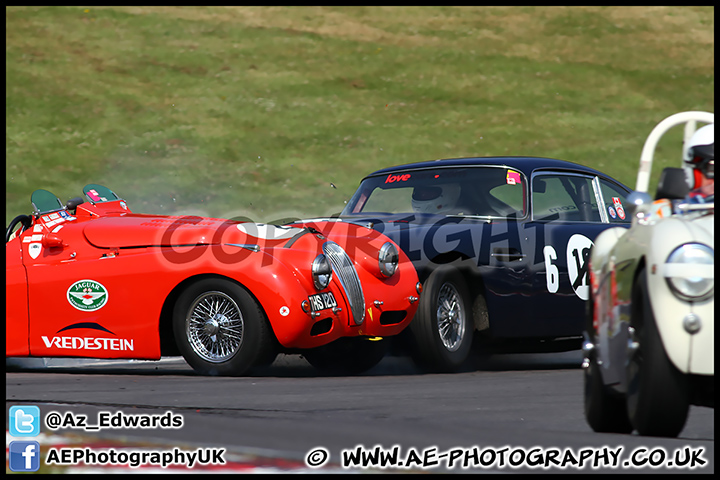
665, 243, 714, 300
378, 242, 399, 278
311, 254, 333, 290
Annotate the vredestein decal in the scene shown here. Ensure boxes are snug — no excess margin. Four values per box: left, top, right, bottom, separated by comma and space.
67, 280, 109, 311
41, 322, 134, 352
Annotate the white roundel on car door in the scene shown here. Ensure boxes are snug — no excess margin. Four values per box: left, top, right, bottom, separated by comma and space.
566, 234, 593, 301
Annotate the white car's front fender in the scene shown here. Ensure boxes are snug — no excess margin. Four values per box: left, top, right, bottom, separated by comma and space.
644, 215, 714, 375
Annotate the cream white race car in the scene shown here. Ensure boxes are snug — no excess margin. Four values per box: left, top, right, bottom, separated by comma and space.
583, 111, 714, 437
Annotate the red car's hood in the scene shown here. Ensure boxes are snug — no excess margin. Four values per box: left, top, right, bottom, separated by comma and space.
83, 214, 305, 248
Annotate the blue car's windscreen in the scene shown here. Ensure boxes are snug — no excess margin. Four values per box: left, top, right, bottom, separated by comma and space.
343, 166, 527, 218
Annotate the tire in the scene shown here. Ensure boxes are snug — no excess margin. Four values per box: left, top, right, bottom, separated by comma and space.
173, 278, 272, 376
584, 358, 633, 433
583, 293, 633, 433
408, 266, 473, 372
303, 337, 388, 375
253, 349, 279, 369
625, 269, 689, 437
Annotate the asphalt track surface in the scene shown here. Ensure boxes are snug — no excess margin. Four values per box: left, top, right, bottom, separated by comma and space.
6, 350, 714, 474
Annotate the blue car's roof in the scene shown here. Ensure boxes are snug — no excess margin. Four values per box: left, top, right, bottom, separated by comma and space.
364, 156, 622, 184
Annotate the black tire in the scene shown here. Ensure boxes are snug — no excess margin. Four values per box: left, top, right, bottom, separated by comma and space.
626, 269, 689, 437
253, 348, 279, 369
584, 357, 633, 433
408, 266, 473, 372
173, 278, 272, 376
303, 337, 388, 375
583, 292, 633, 433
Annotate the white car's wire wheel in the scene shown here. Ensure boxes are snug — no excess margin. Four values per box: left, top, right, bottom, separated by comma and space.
173, 278, 272, 376
626, 268, 690, 437
409, 266, 473, 372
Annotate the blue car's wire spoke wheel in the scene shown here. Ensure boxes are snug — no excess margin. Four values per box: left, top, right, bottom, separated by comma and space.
408, 266, 473, 372
173, 278, 273, 376
436, 283, 465, 352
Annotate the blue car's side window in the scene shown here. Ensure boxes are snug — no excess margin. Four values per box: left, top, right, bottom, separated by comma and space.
532, 174, 601, 222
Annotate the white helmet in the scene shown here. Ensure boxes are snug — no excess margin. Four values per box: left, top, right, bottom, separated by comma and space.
683, 123, 714, 189
411, 184, 461, 214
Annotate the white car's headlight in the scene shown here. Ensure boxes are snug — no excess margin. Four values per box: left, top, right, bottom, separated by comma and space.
311, 254, 333, 290
665, 243, 714, 300
378, 242, 399, 278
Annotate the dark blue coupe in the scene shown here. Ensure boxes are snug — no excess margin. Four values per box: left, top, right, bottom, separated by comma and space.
339, 157, 632, 371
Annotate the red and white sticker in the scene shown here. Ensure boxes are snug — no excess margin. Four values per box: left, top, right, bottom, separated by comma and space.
612, 198, 625, 220
506, 170, 522, 185
87, 189, 108, 202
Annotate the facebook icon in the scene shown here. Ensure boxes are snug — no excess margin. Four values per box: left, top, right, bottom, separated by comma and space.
9, 441, 41, 472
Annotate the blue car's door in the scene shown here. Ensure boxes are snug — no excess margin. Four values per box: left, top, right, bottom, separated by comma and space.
485, 172, 631, 338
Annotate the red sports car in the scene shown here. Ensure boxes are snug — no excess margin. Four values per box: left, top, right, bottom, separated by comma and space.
6, 185, 421, 376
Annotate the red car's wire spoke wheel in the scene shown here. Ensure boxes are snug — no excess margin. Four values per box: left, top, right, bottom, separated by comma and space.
173, 278, 272, 376
186, 291, 245, 363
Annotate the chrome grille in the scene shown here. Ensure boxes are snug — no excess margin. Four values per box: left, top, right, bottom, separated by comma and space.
323, 241, 365, 325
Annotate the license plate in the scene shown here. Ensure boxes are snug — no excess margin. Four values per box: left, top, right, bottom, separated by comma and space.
308, 292, 337, 312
